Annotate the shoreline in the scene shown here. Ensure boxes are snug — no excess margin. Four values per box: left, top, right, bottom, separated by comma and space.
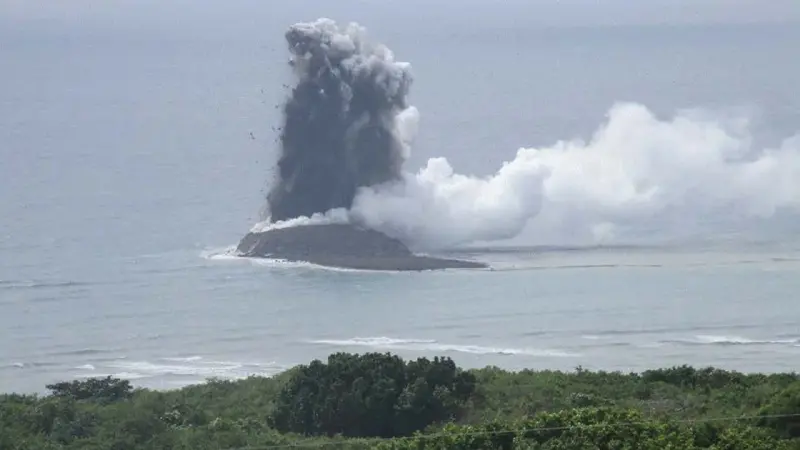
5, 359, 800, 396
236, 224, 489, 271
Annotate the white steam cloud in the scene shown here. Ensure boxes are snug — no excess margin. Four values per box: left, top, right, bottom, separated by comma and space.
256, 101, 800, 249
350, 102, 800, 249
254, 19, 800, 250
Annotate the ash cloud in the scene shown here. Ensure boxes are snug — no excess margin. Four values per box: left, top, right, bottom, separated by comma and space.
257, 18, 800, 250
266, 18, 415, 223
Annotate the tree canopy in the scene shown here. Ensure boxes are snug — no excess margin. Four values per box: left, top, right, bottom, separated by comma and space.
269, 352, 476, 437
1, 353, 799, 449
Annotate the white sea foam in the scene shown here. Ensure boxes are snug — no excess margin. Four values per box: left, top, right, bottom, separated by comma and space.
697, 335, 756, 344
581, 335, 603, 341
74, 371, 149, 380
205, 250, 412, 274
308, 336, 579, 357
312, 337, 437, 346
63, 356, 287, 385
105, 359, 286, 380
161, 356, 203, 362
667, 335, 800, 346
244, 257, 383, 273
200, 246, 238, 260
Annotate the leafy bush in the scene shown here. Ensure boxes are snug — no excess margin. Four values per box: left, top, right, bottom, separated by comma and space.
46, 376, 133, 403
758, 381, 800, 438
269, 352, 476, 437
378, 407, 797, 450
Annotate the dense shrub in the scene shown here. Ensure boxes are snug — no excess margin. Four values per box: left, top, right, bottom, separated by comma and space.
46, 376, 134, 403
377, 408, 796, 450
758, 381, 800, 438
269, 352, 476, 437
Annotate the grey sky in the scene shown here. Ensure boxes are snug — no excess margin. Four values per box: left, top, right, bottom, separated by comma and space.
3, 0, 799, 33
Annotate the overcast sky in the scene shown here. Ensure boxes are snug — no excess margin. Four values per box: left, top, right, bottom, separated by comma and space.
3, 0, 799, 35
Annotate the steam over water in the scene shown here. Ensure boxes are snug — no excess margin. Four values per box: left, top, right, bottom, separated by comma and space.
260, 19, 800, 251
2, 9, 800, 393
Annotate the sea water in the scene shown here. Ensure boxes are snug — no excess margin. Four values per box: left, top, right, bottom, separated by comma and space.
2, 4, 799, 393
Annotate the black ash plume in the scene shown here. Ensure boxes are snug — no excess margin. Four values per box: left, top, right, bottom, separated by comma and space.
266, 19, 413, 222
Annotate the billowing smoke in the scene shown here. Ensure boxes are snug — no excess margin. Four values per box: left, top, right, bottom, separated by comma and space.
352, 103, 800, 248
266, 18, 415, 222
259, 18, 800, 249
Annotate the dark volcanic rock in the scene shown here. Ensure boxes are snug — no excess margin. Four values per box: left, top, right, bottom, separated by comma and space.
236, 224, 487, 271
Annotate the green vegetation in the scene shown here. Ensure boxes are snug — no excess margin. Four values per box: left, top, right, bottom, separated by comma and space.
270, 353, 475, 437
2, 354, 800, 449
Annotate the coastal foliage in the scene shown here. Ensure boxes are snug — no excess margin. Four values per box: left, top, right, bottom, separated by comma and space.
269, 352, 476, 437
1, 354, 799, 450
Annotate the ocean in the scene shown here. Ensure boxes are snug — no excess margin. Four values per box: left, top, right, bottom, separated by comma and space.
2, 3, 799, 393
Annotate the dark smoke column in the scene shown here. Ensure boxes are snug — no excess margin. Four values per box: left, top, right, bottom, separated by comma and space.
267, 19, 413, 223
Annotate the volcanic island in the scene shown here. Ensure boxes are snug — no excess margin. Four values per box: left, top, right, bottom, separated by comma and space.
236, 224, 488, 271
236, 21, 488, 271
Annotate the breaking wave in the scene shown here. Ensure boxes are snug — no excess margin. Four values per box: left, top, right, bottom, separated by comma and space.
664, 335, 800, 346
67, 356, 287, 385
307, 336, 579, 357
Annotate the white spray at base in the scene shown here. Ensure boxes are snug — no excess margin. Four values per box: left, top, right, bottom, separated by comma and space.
253, 20, 800, 250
